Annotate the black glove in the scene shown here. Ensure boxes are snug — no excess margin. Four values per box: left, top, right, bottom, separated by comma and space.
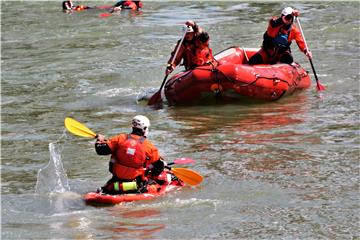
147, 160, 165, 177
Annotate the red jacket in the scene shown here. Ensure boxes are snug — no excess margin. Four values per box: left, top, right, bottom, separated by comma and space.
191, 46, 214, 66
107, 134, 160, 180
168, 39, 195, 70
265, 16, 306, 52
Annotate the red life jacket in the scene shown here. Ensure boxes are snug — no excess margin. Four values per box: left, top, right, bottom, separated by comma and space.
122, 1, 138, 10
191, 47, 214, 67
112, 134, 147, 180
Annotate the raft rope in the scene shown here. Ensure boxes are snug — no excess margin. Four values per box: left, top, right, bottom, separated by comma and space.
196, 65, 291, 88
164, 59, 308, 102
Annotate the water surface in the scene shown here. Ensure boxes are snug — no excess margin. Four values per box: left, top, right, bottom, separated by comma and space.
2, 1, 359, 239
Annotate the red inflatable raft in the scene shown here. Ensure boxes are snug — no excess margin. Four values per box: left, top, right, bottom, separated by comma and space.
163, 47, 311, 105
83, 172, 184, 205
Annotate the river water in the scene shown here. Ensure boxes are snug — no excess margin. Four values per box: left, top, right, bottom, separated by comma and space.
2, 1, 359, 239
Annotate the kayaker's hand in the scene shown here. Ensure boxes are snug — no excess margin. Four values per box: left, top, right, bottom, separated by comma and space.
292, 10, 300, 17
304, 49, 312, 59
147, 160, 165, 177
96, 134, 106, 143
166, 64, 175, 75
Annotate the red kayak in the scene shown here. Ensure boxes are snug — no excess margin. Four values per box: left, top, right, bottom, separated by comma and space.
163, 47, 311, 105
83, 171, 185, 205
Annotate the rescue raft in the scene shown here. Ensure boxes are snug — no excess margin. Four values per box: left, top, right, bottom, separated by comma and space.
162, 47, 311, 105
83, 170, 184, 205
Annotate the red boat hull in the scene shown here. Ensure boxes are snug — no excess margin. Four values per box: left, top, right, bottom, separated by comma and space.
83, 176, 184, 205
164, 47, 311, 105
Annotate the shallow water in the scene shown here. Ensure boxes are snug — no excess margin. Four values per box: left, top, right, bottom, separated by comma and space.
2, 1, 359, 239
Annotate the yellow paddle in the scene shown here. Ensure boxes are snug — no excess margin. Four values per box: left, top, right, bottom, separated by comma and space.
64, 117, 97, 138
64, 117, 203, 186
171, 168, 203, 186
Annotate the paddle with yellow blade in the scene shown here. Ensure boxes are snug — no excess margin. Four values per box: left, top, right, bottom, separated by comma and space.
169, 167, 203, 186
64, 117, 203, 186
64, 117, 97, 138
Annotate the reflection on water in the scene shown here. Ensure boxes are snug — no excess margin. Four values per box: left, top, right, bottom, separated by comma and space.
165, 94, 319, 184
97, 207, 165, 239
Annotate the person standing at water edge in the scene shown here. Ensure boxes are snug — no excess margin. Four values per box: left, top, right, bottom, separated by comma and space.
95, 115, 166, 194
248, 7, 313, 65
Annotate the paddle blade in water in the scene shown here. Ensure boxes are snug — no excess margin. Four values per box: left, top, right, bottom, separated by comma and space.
317, 83, 326, 91
148, 74, 169, 106
171, 168, 203, 186
64, 117, 97, 138
147, 91, 162, 105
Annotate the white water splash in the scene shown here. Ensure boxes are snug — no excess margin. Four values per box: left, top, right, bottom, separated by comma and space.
35, 142, 70, 194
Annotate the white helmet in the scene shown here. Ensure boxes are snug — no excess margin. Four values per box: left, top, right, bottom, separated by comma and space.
281, 7, 294, 16
132, 115, 150, 136
182, 24, 194, 33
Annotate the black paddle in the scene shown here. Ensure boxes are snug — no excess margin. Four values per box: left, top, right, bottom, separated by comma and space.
148, 28, 188, 106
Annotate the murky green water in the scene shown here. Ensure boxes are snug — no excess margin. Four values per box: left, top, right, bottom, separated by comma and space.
2, 1, 359, 239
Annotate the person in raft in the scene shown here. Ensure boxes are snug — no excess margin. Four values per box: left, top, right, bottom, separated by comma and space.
248, 7, 313, 65
62, 0, 90, 12
95, 115, 167, 195
112, 0, 143, 11
191, 31, 216, 68
166, 20, 214, 75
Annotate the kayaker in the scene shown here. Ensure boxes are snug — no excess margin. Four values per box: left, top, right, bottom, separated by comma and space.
113, 0, 143, 11
248, 7, 313, 65
95, 115, 166, 195
165, 20, 206, 74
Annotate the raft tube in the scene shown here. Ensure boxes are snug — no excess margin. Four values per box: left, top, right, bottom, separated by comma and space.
163, 47, 311, 105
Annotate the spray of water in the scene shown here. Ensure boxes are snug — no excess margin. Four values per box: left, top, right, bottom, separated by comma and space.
35, 135, 70, 194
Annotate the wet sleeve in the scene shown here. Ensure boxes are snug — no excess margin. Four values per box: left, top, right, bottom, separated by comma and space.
267, 17, 284, 38
292, 27, 306, 52
95, 142, 112, 155
269, 16, 284, 28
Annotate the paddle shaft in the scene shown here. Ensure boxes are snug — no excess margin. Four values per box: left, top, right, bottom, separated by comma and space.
148, 29, 188, 105
158, 28, 188, 93
296, 17, 323, 91
157, 74, 170, 98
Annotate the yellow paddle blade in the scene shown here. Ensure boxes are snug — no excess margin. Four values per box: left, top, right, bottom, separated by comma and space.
64, 117, 97, 138
171, 168, 203, 186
